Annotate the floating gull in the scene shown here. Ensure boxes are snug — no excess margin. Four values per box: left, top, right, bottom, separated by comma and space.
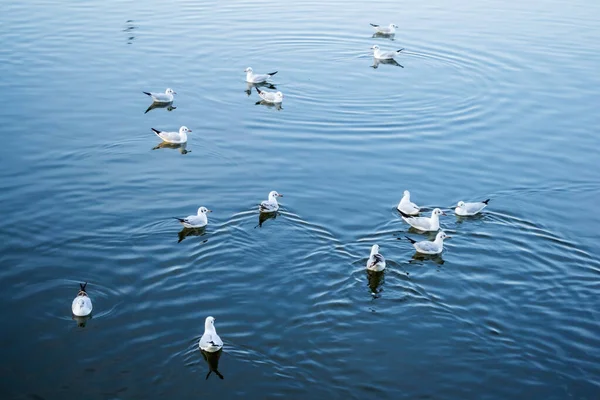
406, 231, 450, 255
259, 191, 283, 213
370, 23, 398, 35
71, 282, 93, 317
245, 67, 278, 83
256, 87, 284, 104
199, 316, 224, 353
455, 199, 490, 216
174, 206, 211, 228
402, 208, 445, 232
143, 88, 176, 103
371, 45, 404, 60
366, 244, 386, 271
151, 126, 191, 144
397, 190, 420, 216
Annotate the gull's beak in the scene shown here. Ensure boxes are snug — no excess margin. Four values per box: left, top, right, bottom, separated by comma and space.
207, 209, 212, 213
441, 211, 447, 216
188, 129, 192, 132
278, 194, 283, 197
173, 91, 177, 94
446, 236, 452, 239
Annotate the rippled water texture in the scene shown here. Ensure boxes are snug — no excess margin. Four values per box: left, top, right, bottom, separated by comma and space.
1, 0, 599, 398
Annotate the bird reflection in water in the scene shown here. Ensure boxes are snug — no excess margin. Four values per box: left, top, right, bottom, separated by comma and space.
372, 57, 404, 69
366, 270, 385, 299
72, 314, 92, 328
177, 226, 206, 243
256, 211, 278, 228
200, 348, 224, 380
152, 141, 190, 155
372, 32, 395, 40
409, 253, 445, 265
123, 20, 136, 45
245, 81, 277, 96
144, 101, 177, 114
255, 100, 283, 111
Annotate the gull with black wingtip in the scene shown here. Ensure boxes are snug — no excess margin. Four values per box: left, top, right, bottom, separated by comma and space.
455, 199, 490, 216
406, 231, 450, 255
402, 208, 446, 232
174, 206, 211, 228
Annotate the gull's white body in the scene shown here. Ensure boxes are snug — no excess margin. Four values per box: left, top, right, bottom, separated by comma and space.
256, 88, 284, 104
402, 208, 445, 232
260, 191, 283, 213
71, 283, 92, 317
455, 199, 490, 216
245, 67, 278, 83
143, 88, 176, 103
175, 206, 211, 228
151, 126, 191, 144
370, 23, 397, 35
372, 45, 403, 60
397, 190, 420, 216
366, 244, 386, 271
407, 231, 450, 255
199, 316, 223, 353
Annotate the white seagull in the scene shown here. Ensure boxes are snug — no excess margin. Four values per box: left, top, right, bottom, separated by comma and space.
370, 23, 398, 35
244, 67, 278, 83
371, 45, 404, 60
151, 126, 191, 144
455, 199, 490, 216
174, 206, 211, 228
199, 316, 224, 353
256, 87, 284, 104
71, 282, 93, 317
143, 88, 176, 103
259, 190, 283, 213
397, 190, 421, 216
406, 231, 451, 255
402, 208, 446, 232
366, 244, 386, 271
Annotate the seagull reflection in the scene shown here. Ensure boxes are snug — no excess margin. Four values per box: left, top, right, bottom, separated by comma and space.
201, 348, 224, 380
255, 100, 283, 111
152, 141, 190, 155
123, 20, 136, 44
372, 57, 404, 69
72, 314, 92, 328
366, 270, 385, 299
245, 81, 277, 96
178, 226, 206, 243
256, 211, 278, 228
409, 252, 445, 265
372, 32, 395, 40
145, 101, 177, 114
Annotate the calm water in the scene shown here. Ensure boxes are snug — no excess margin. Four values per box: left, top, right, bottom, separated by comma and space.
1, 0, 599, 398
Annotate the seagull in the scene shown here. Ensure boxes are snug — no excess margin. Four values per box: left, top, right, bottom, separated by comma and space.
397, 190, 421, 216
259, 191, 283, 213
455, 199, 490, 216
244, 67, 278, 83
151, 126, 191, 144
406, 231, 450, 255
143, 88, 176, 103
71, 282, 93, 317
370, 23, 398, 35
256, 87, 284, 104
199, 316, 223, 353
366, 244, 386, 271
174, 206, 211, 228
402, 208, 445, 232
371, 45, 404, 60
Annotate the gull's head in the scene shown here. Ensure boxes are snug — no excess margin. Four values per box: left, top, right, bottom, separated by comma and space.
437, 231, 450, 240
371, 45, 380, 51
166, 88, 176, 95
433, 208, 446, 216
205, 316, 216, 329
179, 126, 192, 134
457, 201, 466, 208
276, 92, 284, 99
371, 244, 380, 254
403, 190, 410, 198
244, 67, 253, 73
198, 206, 212, 215
269, 190, 283, 199
390, 24, 398, 28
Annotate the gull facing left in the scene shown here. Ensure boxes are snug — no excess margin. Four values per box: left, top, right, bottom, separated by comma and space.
371, 45, 404, 60
455, 199, 490, 216
397, 190, 421, 216
366, 244, 386, 271
199, 316, 224, 353
151, 126, 191, 144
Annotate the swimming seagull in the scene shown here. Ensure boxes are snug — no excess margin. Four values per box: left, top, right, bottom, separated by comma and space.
370, 23, 398, 35
244, 67, 278, 83
455, 199, 490, 216
256, 87, 284, 104
143, 88, 176, 103
371, 45, 404, 60
397, 190, 421, 216
199, 316, 224, 353
366, 244, 386, 271
402, 208, 446, 232
406, 231, 450, 255
151, 126, 191, 144
174, 206, 211, 228
71, 282, 93, 317
259, 191, 283, 213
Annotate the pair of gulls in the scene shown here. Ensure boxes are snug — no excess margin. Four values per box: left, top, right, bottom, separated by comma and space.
366, 192, 491, 270
143, 89, 194, 145
174, 191, 283, 229
245, 67, 284, 104
370, 23, 404, 61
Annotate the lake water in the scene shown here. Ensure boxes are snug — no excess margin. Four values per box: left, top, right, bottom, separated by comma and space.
1, 0, 599, 398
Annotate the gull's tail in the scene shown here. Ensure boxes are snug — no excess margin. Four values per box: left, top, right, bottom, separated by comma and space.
151, 128, 161, 135
256, 87, 263, 95
79, 282, 87, 292
370, 23, 379, 27
397, 48, 404, 53
405, 236, 417, 244
482, 199, 491, 204
143, 91, 152, 96
206, 370, 224, 380
173, 217, 186, 223
267, 71, 278, 77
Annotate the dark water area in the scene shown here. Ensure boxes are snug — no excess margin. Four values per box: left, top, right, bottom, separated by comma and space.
1, 0, 599, 398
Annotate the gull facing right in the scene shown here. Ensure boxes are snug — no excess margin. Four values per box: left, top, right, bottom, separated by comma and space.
370, 23, 398, 35
143, 88, 176, 103
406, 231, 451, 255
256, 87, 284, 104
402, 208, 445, 232
199, 316, 224, 353
174, 206, 211, 228
151, 126, 191, 144
260, 191, 283, 213
366, 244, 386, 271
